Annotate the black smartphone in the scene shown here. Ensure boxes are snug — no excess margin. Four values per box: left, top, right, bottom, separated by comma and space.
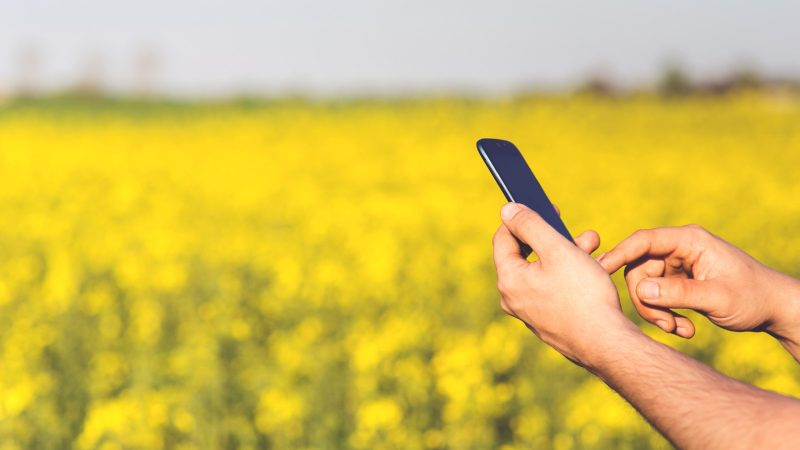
477, 138, 573, 254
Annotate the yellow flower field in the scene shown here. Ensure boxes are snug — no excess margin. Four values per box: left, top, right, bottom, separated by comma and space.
0, 94, 799, 449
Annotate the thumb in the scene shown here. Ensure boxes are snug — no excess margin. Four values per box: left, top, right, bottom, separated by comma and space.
636, 277, 723, 314
500, 203, 564, 257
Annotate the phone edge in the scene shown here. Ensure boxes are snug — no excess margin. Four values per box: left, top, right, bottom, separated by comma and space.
476, 139, 515, 203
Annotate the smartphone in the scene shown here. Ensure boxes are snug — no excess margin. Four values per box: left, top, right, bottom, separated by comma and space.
477, 138, 573, 254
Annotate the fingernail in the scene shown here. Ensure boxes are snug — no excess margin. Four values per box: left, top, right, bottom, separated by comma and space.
676, 326, 691, 338
655, 320, 669, 331
639, 280, 660, 300
501, 203, 522, 221
596, 252, 607, 261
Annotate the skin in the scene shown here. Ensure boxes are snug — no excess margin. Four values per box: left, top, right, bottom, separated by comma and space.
492, 202, 800, 449
598, 224, 800, 361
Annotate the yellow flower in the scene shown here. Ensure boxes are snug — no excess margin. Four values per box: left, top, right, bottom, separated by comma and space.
0, 94, 798, 449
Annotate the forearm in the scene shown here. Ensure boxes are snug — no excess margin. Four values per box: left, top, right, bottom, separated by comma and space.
586, 322, 800, 450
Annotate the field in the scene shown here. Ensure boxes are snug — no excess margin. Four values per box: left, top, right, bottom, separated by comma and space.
1, 94, 799, 449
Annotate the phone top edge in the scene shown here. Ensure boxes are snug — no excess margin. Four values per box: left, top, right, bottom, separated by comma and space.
476, 137, 512, 149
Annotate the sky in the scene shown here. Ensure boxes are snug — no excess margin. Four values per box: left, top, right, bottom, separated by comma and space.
1, 0, 799, 97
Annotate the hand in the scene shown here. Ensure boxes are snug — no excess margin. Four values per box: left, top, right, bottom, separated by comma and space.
492, 203, 638, 367
599, 225, 800, 345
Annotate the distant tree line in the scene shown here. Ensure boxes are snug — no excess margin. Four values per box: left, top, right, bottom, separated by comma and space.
2, 46, 799, 101
578, 62, 800, 98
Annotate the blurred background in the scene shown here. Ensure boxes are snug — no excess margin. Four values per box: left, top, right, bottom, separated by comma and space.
3, 0, 800, 98
1, 1, 800, 449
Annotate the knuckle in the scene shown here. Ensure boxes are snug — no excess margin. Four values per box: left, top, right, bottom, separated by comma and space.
633, 301, 653, 317
496, 277, 513, 295
515, 213, 535, 231
624, 265, 640, 280
499, 299, 514, 315
684, 224, 710, 237
506, 296, 523, 311
676, 278, 692, 298
643, 314, 661, 324
516, 209, 542, 226
623, 267, 633, 279
491, 229, 503, 246
631, 228, 652, 242
636, 305, 663, 323
496, 272, 527, 307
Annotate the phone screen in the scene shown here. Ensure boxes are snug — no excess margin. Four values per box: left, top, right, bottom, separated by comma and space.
477, 138, 574, 243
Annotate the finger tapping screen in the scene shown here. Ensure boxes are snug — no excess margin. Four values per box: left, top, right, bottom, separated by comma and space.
477, 138, 573, 242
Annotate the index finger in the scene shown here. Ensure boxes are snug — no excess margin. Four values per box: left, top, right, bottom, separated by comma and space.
492, 224, 529, 273
600, 227, 687, 274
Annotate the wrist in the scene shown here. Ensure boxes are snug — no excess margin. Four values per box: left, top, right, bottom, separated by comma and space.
577, 313, 646, 374
764, 272, 800, 347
